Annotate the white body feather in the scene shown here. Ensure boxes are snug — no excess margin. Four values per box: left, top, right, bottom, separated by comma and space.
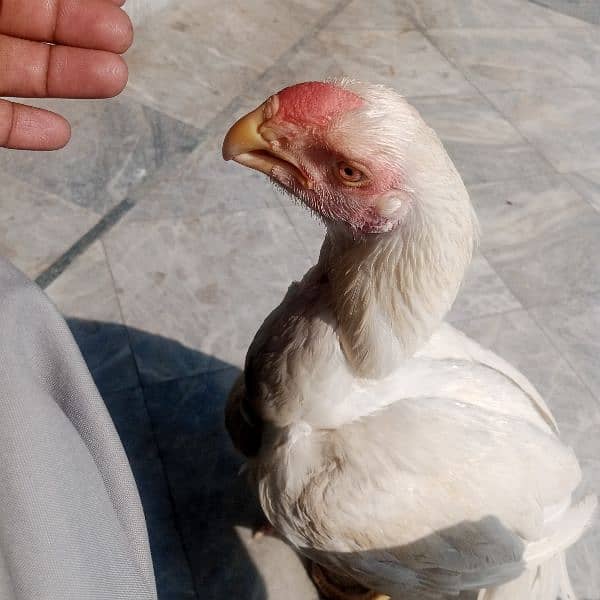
237, 82, 596, 599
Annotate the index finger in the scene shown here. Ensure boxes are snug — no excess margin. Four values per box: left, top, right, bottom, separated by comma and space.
0, 0, 133, 54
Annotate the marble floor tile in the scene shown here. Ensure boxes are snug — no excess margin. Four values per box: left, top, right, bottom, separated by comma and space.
565, 169, 600, 212
103, 386, 197, 600
531, 293, 600, 401
0, 173, 98, 280
447, 253, 522, 322
104, 208, 311, 383
0, 98, 199, 215
125, 137, 280, 222
409, 95, 552, 185
469, 174, 600, 307
261, 30, 476, 99
487, 86, 600, 173
45, 241, 121, 323
124, 0, 339, 127
399, 0, 585, 28
45, 241, 140, 395
428, 28, 582, 92
431, 26, 600, 92
532, 0, 600, 25
455, 309, 600, 599
328, 0, 415, 30
143, 369, 298, 600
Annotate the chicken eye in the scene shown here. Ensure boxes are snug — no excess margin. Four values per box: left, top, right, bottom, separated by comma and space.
337, 162, 365, 186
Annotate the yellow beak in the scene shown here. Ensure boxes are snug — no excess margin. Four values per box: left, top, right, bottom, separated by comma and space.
222, 104, 270, 161
222, 103, 311, 189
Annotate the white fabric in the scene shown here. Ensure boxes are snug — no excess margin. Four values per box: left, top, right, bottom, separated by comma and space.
0, 259, 157, 600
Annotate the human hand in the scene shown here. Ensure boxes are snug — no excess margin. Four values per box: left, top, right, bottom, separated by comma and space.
0, 0, 133, 150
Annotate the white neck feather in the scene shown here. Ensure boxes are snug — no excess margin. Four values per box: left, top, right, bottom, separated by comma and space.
320, 186, 477, 379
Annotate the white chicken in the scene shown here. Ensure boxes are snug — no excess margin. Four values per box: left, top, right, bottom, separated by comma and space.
222, 80, 596, 600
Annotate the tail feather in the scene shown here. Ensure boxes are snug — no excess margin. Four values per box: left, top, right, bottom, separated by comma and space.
523, 494, 597, 568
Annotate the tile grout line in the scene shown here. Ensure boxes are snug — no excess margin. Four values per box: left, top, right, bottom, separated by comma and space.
527, 305, 600, 406
99, 238, 203, 599
414, 18, 600, 336
527, 0, 599, 26
35, 0, 353, 291
417, 19, 600, 406
35, 197, 135, 289
414, 19, 573, 184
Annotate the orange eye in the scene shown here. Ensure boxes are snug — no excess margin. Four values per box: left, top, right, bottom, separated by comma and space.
337, 162, 366, 185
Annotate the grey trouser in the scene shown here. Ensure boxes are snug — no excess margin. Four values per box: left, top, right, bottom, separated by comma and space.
0, 259, 157, 599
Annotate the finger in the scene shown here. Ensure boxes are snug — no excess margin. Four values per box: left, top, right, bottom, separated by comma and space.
0, 34, 128, 98
0, 0, 133, 54
0, 99, 71, 150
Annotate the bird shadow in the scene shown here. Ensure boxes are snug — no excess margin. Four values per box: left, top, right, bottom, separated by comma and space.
66, 317, 269, 600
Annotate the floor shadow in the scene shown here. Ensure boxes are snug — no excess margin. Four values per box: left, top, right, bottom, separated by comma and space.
67, 318, 268, 600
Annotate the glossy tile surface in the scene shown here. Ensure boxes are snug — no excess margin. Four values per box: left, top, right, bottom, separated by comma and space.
488, 86, 600, 173
0, 98, 200, 214
0, 173, 98, 279
409, 95, 553, 184
471, 174, 600, 306
429, 27, 598, 92
104, 208, 311, 383
125, 137, 281, 222
565, 169, 600, 212
447, 253, 522, 322
531, 293, 600, 400
124, 0, 340, 127
260, 29, 476, 99
400, 0, 585, 28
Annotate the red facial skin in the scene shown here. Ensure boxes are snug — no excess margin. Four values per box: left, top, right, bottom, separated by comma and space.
265, 82, 404, 235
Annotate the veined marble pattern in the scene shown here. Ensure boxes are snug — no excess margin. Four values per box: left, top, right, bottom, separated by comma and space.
327, 0, 415, 30
259, 29, 477, 99
0, 97, 200, 214
447, 253, 522, 322
532, 0, 600, 25
103, 208, 311, 383
399, 0, 586, 28
565, 169, 600, 212
408, 94, 553, 184
428, 27, 597, 92
487, 86, 600, 173
2, 0, 599, 597
45, 240, 121, 324
124, 137, 281, 222
531, 293, 600, 401
0, 173, 98, 279
471, 174, 600, 307
123, 0, 341, 127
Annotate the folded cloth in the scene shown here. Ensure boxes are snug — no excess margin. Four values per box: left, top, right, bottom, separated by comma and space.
0, 259, 157, 600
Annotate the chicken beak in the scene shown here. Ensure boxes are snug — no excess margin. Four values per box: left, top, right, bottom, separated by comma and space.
222, 104, 312, 189
222, 104, 270, 161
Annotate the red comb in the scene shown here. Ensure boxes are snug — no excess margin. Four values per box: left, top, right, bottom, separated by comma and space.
277, 82, 363, 127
